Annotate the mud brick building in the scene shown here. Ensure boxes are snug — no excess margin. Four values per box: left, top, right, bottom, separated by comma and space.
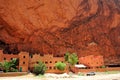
79, 55, 104, 68
0, 49, 104, 72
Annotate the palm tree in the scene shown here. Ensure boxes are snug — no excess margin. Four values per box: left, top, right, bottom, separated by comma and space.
64, 52, 78, 72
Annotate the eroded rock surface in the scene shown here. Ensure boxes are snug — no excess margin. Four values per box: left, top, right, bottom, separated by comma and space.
0, 0, 120, 64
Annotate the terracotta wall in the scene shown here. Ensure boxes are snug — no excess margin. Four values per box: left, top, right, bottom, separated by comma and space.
29, 54, 67, 73
79, 55, 104, 68
0, 50, 3, 61
0, 50, 29, 72
0, 50, 105, 73
19, 52, 29, 72
0, 50, 18, 62
78, 67, 120, 72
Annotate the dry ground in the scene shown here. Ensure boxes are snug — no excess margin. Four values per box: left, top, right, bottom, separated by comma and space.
0, 72, 120, 80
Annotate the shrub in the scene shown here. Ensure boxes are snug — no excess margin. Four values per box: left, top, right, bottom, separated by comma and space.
33, 61, 46, 75
0, 61, 12, 72
0, 58, 18, 72
78, 72, 84, 76
100, 65, 106, 68
55, 62, 66, 71
10, 67, 18, 72
10, 58, 19, 69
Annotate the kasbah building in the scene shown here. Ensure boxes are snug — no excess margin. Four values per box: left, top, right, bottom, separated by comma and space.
0, 47, 104, 73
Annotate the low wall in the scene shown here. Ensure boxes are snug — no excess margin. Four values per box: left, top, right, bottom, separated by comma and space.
78, 67, 120, 72
0, 72, 28, 77
46, 69, 68, 74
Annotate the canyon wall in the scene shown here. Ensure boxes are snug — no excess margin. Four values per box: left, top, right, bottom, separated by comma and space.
0, 0, 120, 65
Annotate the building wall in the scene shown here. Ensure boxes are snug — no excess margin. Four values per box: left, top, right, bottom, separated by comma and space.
0, 50, 18, 62
79, 55, 104, 68
1, 49, 105, 72
29, 54, 67, 73
0, 50, 3, 62
19, 52, 29, 72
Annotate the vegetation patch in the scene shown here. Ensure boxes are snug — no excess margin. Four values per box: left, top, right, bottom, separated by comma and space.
33, 61, 47, 75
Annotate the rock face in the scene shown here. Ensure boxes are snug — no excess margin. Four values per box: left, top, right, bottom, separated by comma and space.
0, 0, 120, 64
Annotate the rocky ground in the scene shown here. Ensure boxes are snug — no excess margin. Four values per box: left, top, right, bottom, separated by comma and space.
0, 71, 120, 80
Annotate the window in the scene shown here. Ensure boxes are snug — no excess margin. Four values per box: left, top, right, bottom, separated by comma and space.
56, 55, 60, 57
45, 61, 48, 64
40, 54, 44, 56
30, 54, 33, 58
55, 61, 57, 63
36, 61, 39, 64
23, 56, 25, 58
50, 61, 52, 63
49, 67, 52, 69
54, 67, 56, 69
77, 62, 79, 64
4, 58, 6, 60
11, 58, 13, 60
23, 62, 25, 64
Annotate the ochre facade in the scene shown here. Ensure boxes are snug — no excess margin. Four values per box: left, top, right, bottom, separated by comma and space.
29, 54, 67, 73
79, 55, 104, 68
0, 50, 104, 72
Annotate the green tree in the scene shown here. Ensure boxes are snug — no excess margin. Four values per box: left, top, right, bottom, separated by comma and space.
33, 61, 47, 75
68, 53, 78, 65
64, 52, 78, 65
64, 52, 78, 72
55, 62, 66, 71
64, 52, 70, 61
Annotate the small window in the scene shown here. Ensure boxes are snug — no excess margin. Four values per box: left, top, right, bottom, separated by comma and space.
23, 62, 25, 64
36, 61, 39, 64
45, 61, 48, 64
50, 61, 52, 63
11, 58, 13, 60
54, 67, 56, 69
23, 56, 25, 58
30, 54, 33, 58
56, 55, 60, 57
77, 62, 79, 64
55, 61, 57, 63
40, 54, 44, 56
49, 67, 52, 69
4, 58, 6, 60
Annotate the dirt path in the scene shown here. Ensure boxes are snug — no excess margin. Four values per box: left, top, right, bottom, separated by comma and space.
0, 73, 120, 80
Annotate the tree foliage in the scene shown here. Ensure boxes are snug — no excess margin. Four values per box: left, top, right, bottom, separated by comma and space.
0, 58, 18, 72
55, 62, 66, 71
64, 52, 78, 65
64, 52, 70, 61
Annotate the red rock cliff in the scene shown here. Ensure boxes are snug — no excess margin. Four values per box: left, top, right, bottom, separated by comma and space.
0, 0, 120, 64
